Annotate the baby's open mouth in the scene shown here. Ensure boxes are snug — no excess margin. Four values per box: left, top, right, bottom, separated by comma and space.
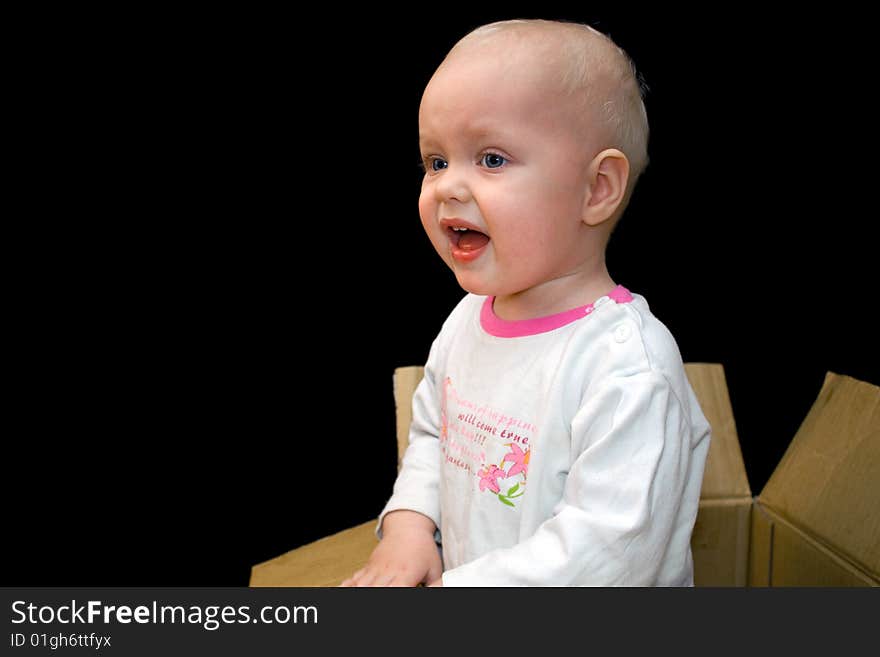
447, 226, 490, 252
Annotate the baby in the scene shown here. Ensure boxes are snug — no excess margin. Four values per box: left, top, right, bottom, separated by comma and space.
342, 18, 711, 586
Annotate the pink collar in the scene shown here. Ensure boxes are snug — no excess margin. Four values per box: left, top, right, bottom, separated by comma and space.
480, 285, 633, 338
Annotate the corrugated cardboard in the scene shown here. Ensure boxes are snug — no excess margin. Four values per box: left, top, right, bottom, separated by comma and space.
249, 520, 376, 587
393, 366, 423, 467
749, 372, 879, 586
684, 363, 752, 586
250, 366, 878, 587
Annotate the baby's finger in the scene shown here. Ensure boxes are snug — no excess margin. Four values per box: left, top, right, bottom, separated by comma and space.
372, 572, 396, 587
350, 571, 374, 586
357, 564, 393, 587
339, 568, 366, 587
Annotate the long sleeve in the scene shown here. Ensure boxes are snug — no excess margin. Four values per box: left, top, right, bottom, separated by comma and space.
375, 336, 444, 540
441, 370, 706, 586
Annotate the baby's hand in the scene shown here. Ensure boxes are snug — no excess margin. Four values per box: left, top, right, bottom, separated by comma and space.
339, 511, 441, 587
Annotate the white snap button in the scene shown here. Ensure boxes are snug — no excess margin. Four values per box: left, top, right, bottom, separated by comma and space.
614, 323, 632, 343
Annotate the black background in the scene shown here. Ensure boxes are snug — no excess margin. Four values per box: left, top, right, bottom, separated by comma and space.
6, 6, 877, 585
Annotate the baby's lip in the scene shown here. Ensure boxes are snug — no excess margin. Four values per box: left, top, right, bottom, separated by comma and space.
439, 217, 487, 234
439, 217, 491, 262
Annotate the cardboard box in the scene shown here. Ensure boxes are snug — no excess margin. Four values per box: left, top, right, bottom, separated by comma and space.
250, 365, 878, 587
686, 363, 752, 586
748, 372, 879, 586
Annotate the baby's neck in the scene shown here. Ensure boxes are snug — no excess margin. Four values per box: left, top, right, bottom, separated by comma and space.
492, 271, 618, 322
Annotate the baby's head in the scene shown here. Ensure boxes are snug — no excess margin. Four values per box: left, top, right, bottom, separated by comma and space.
446, 20, 649, 192
418, 19, 649, 303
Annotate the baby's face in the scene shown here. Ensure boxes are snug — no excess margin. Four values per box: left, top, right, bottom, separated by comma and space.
418, 48, 601, 300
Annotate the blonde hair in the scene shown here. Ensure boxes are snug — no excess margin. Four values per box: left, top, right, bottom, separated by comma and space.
448, 19, 650, 201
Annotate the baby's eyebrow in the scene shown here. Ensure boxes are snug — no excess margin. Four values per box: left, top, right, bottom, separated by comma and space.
418, 134, 440, 149
419, 124, 511, 150
464, 123, 498, 139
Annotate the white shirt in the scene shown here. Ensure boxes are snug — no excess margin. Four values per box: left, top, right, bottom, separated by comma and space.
378, 286, 711, 586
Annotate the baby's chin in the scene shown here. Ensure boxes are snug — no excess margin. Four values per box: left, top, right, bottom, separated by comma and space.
442, 254, 507, 297
450, 270, 498, 297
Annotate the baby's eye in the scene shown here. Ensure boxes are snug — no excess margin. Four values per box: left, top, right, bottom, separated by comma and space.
481, 153, 507, 169
429, 157, 448, 172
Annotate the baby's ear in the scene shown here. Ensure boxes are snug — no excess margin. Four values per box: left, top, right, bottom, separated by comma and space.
582, 149, 629, 227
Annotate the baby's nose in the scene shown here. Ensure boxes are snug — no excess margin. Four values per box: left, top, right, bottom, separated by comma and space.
434, 165, 473, 204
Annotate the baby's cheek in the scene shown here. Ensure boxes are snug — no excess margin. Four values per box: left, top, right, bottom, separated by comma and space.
417, 202, 452, 265
418, 191, 435, 226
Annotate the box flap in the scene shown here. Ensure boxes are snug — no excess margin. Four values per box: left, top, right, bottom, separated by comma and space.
692, 499, 752, 586
684, 363, 751, 499
758, 372, 879, 579
394, 366, 424, 468
250, 520, 377, 587
751, 502, 876, 586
